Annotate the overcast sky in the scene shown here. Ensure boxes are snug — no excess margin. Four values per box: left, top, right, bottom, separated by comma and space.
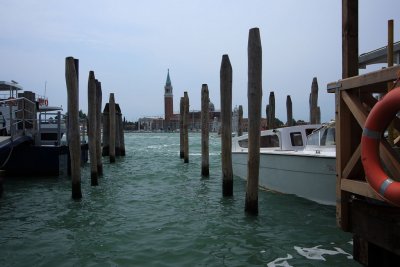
1, 0, 399, 122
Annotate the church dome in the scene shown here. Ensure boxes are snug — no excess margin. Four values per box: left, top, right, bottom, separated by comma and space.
209, 102, 215, 112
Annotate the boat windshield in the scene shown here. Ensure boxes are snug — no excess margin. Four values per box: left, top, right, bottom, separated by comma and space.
238, 134, 280, 148
307, 127, 335, 146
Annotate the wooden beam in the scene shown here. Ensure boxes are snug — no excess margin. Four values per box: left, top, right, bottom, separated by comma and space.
342, 143, 361, 179
341, 91, 368, 127
380, 140, 400, 180
342, 0, 359, 78
341, 179, 383, 201
328, 65, 400, 93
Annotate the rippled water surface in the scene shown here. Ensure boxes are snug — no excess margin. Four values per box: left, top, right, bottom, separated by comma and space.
0, 133, 360, 266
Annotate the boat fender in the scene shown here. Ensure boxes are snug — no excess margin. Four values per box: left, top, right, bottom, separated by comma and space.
361, 87, 400, 206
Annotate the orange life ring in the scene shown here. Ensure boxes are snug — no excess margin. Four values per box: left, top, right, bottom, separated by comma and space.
361, 87, 400, 206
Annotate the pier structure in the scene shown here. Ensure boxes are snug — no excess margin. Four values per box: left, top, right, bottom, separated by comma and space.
330, 0, 400, 265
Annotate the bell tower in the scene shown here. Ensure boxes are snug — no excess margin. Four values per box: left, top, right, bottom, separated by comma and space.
164, 69, 173, 128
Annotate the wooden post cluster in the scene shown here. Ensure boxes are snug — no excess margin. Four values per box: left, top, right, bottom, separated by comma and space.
238, 105, 243, 136
286, 95, 293, 126
109, 93, 116, 163
201, 84, 209, 177
183, 92, 189, 163
179, 97, 184, 158
245, 27, 262, 215
309, 77, 321, 124
102, 100, 125, 160
88, 71, 98, 185
267, 92, 275, 129
65, 57, 82, 199
220, 54, 233, 196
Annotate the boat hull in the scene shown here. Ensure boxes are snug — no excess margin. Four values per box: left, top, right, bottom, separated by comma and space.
232, 151, 336, 205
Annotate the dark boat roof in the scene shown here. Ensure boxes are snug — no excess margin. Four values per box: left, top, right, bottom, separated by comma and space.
0, 81, 23, 91
38, 105, 63, 112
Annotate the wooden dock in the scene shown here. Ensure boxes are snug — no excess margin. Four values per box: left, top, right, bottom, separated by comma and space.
330, 0, 400, 264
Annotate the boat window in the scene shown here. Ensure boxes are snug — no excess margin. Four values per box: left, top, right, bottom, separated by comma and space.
260, 134, 279, 148
238, 134, 280, 148
321, 127, 336, 146
238, 139, 248, 148
290, 132, 303, 146
307, 131, 320, 146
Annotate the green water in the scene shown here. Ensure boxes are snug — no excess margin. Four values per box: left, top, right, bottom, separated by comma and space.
0, 133, 360, 266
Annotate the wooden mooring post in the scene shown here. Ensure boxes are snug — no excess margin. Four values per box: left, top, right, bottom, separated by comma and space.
95, 80, 103, 175
331, 1, 400, 265
245, 27, 262, 215
179, 97, 184, 158
183, 92, 189, 163
309, 77, 320, 124
286, 95, 293, 126
102, 104, 109, 156
238, 105, 243, 136
201, 84, 209, 177
116, 104, 126, 156
109, 93, 116, 163
267, 92, 275, 129
220, 54, 233, 197
88, 71, 98, 185
65, 57, 82, 199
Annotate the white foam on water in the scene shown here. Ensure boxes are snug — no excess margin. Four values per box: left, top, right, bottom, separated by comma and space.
267, 254, 294, 267
294, 245, 352, 261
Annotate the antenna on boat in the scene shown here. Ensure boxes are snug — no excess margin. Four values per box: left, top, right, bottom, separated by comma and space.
44, 81, 47, 97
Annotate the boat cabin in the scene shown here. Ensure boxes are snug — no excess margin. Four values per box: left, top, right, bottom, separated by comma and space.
233, 124, 321, 152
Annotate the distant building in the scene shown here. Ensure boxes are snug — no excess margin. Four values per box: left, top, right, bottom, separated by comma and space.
164, 69, 173, 130
138, 70, 225, 132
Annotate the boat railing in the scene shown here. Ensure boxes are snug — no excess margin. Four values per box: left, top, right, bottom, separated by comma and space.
0, 97, 36, 139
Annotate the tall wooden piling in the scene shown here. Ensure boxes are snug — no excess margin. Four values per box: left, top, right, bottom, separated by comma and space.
387, 19, 395, 145
88, 71, 98, 185
115, 104, 121, 156
286, 95, 293, 126
220, 54, 233, 196
102, 104, 109, 156
109, 93, 116, 163
238, 105, 243, 136
65, 57, 82, 199
268, 92, 275, 129
245, 27, 262, 215
183, 92, 189, 163
201, 84, 209, 177
310, 77, 320, 124
117, 104, 126, 156
95, 80, 103, 175
179, 97, 184, 158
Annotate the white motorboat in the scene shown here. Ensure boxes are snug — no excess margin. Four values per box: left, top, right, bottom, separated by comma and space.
232, 122, 336, 206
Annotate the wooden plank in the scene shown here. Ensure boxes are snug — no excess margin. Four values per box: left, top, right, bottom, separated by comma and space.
328, 65, 400, 93
342, 143, 361, 179
336, 91, 352, 230
341, 179, 383, 201
341, 91, 368, 127
380, 140, 400, 180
